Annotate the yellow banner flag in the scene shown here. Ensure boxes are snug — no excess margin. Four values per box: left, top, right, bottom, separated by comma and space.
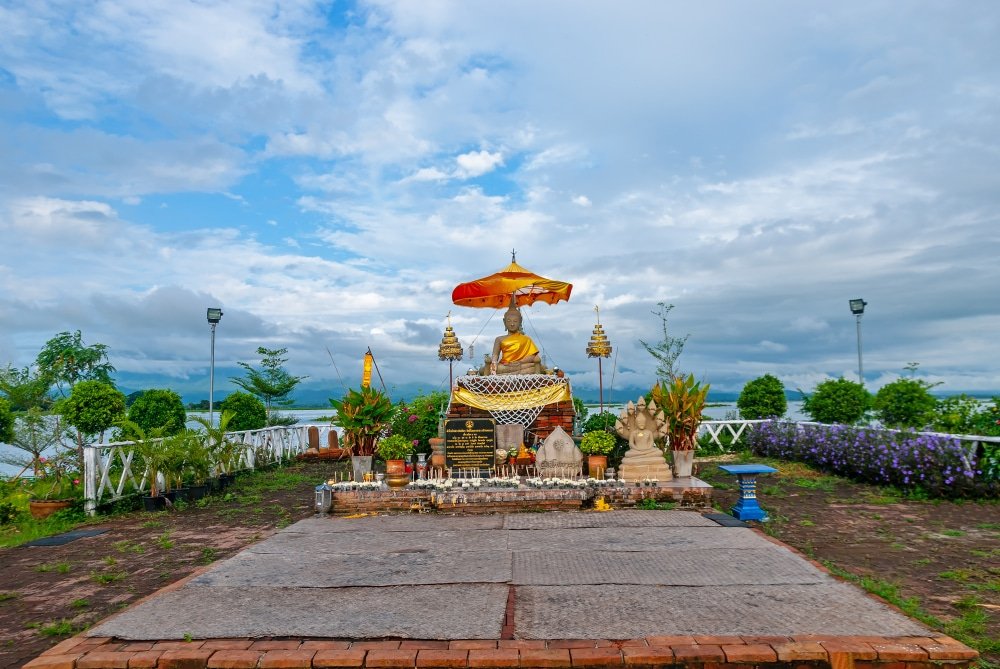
361, 351, 374, 388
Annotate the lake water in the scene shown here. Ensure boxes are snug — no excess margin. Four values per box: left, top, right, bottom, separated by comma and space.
187, 401, 811, 426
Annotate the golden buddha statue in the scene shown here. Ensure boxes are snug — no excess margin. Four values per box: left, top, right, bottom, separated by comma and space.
490, 295, 542, 375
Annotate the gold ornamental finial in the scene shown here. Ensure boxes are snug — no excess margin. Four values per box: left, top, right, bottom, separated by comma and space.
586, 307, 612, 359
438, 313, 463, 362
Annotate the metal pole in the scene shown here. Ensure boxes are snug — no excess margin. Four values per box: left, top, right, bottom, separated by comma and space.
855, 313, 864, 385
209, 322, 217, 426
598, 357, 605, 415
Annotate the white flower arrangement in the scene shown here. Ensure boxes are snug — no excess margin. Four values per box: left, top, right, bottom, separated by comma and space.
326, 480, 384, 491
525, 477, 587, 489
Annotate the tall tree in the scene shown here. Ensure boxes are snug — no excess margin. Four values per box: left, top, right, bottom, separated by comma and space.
35, 330, 116, 397
639, 303, 690, 385
0, 364, 53, 411
231, 347, 306, 423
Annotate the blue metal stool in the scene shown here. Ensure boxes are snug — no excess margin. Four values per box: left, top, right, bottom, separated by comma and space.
718, 464, 778, 521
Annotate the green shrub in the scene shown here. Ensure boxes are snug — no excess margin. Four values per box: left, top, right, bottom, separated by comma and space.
801, 378, 872, 424
127, 389, 186, 435
579, 430, 615, 455
388, 391, 448, 454
59, 381, 126, 440
218, 392, 267, 432
376, 434, 414, 461
582, 411, 617, 433
737, 374, 787, 419
873, 379, 936, 429
0, 397, 14, 443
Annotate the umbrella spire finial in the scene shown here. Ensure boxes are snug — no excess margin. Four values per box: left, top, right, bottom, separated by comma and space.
511, 248, 516, 263
594, 305, 601, 324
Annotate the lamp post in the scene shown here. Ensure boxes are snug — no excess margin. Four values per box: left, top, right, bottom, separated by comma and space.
586, 306, 613, 415
207, 308, 223, 425
849, 298, 866, 385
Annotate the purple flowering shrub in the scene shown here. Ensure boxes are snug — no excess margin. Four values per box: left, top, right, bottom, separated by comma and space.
747, 421, 995, 498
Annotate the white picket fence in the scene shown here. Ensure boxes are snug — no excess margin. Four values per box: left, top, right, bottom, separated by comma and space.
82, 424, 335, 515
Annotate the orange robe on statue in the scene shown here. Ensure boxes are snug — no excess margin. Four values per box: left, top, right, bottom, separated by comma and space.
499, 333, 539, 363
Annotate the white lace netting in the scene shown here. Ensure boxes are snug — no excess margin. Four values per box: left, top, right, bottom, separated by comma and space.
454, 374, 570, 427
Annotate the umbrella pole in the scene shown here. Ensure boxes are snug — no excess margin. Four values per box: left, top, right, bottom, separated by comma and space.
449, 360, 454, 390
598, 357, 605, 415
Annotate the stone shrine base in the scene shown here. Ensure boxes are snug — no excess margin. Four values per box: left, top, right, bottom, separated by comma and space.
328, 478, 712, 515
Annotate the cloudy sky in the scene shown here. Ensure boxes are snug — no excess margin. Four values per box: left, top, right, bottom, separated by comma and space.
1, 0, 998, 403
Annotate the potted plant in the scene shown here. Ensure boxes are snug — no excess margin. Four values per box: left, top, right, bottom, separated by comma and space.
652, 374, 710, 478
330, 387, 395, 481
376, 434, 414, 489
579, 430, 615, 479
27, 450, 81, 519
183, 429, 213, 501
191, 411, 239, 488
120, 420, 170, 511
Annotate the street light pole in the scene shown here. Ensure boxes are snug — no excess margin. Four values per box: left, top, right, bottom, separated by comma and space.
207, 308, 223, 425
849, 299, 866, 385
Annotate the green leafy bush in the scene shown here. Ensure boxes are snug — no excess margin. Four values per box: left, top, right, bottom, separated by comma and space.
127, 389, 186, 435
737, 374, 787, 419
579, 430, 615, 455
218, 392, 267, 432
376, 434, 414, 461
873, 379, 936, 429
0, 397, 14, 443
59, 381, 126, 441
801, 378, 872, 424
388, 391, 448, 454
330, 387, 395, 457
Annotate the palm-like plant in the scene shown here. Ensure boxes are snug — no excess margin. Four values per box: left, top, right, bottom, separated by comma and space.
652, 374, 710, 451
329, 387, 395, 457
191, 410, 238, 475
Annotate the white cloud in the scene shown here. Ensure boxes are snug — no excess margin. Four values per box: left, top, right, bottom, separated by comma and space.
454, 149, 504, 178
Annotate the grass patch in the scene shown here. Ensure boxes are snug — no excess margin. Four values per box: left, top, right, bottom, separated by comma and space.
29, 619, 85, 637
0, 592, 18, 602
70, 598, 89, 609
199, 547, 218, 564
799, 519, 815, 527
156, 531, 174, 550
635, 498, 678, 511
90, 570, 127, 584
113, 539, 145, 554
941, 529, 967, 537
35, 562, 71, 574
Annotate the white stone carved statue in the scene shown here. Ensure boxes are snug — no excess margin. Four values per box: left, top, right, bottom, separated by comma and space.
615, 397, 673, 482
535, 426, 582, 477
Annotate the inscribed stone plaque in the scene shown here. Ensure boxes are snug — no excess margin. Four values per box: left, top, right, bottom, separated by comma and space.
446, 418, 496, 471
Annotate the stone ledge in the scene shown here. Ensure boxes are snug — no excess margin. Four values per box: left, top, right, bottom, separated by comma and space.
24, 635, 978, 669
330, 480, 713, 515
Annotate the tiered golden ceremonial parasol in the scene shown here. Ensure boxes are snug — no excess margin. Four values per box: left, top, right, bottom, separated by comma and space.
451, 252, 573, 309
437, 313, 464, 388
586, 306, 613, 414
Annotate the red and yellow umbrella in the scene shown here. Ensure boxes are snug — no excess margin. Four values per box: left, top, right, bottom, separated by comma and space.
451, 259, 573, 309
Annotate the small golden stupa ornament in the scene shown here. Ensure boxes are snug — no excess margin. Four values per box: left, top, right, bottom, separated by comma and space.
586, 306, 613, 359
586, 306, 613, 413
438, 312, 464, 388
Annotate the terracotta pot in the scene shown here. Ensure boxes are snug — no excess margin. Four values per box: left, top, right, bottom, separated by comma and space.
587, 455, 608, 479
29, 499, 75, 520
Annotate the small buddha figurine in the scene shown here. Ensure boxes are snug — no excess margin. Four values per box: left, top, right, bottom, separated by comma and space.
490, 294, 543, 375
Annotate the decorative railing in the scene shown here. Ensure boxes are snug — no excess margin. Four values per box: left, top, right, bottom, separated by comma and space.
83, 424, 331, 515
